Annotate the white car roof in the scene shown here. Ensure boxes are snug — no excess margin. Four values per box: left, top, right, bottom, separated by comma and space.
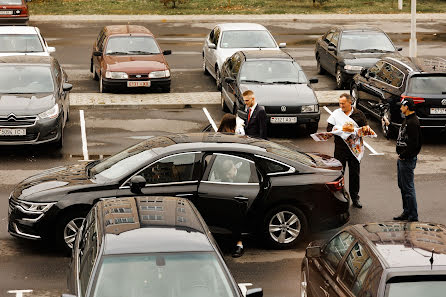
216, 23, 268, 31
0, 26, 39, 35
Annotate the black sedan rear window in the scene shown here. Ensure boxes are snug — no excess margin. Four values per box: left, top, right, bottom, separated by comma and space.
408, 75, 446, 95
255, 141, 315, 167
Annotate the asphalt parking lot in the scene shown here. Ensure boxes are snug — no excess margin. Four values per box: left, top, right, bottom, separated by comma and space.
1, 16, 446, 297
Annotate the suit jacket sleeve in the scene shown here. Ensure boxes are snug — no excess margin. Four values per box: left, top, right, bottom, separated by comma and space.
258, 107, 268, 139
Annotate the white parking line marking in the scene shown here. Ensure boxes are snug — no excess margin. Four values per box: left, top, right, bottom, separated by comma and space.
202, 107, 218, 132
323, 106, 384, 156
7, 290, 33, 297
79, 110, 90, 161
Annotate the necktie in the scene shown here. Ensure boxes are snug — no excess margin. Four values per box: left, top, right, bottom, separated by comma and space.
248, 108, 251, 122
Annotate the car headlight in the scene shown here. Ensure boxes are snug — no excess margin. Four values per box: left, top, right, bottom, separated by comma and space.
105, 71, 128, 79
301, 104, 319, 113
149, 70, 170, 78
17, 201, 56, 213
38, 104, 59, 119
344, 65, 363, 71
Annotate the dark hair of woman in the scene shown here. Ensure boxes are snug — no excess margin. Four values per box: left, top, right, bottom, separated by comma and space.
218, 113, 236, 133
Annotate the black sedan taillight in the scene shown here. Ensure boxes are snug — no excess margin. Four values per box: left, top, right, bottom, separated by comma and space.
326, 177, 344, 192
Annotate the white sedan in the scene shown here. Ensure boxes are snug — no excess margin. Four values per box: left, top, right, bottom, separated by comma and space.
0, 26, 56, 56
202, 23, 285, 90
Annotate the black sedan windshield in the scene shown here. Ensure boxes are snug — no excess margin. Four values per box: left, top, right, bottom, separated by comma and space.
0, 66, 54, 93
92, 253, 237, 297
240, 60, 307, 84
105, 36, 161, 55
0, 34, 44, 53
339, 32, 395, 52
220, 30, 276, 49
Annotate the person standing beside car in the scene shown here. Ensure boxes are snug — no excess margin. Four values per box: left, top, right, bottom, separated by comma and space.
243, 90, 267, 139
393, 98, 422, 222
327, 93, 367, 209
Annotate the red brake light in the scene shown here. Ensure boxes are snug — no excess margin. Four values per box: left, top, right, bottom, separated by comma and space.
401, 95, 425, 104
326, 177, 344, 192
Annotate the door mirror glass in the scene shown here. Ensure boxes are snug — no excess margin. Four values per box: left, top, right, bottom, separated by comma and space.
328, 45, 336, 52
129, 175, 146, 194
63, 83, 73, 92
278, 42, 286, 48
47, 46, 56, 53
246, 288, 263, 297
163, 50, 172, 55
306, 246, 322, 258
225, 77, 235, 84
360, 68, 368, 77
208, 43, 217, 49
93, 51, 103, 57
309, 78, 319, 84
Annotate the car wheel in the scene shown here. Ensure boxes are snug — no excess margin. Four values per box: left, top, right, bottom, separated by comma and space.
221, 92, 229, 112
316, 57, 325, 75
351, 86, 359, 108
301, 268, 308, 297
203, 56, 209, 75
263, 205, 307, 249
306, 122, 318, 134
54, 126, 64, 149
99, 76, 107, 93
215, 67, 222, 91
56, 209, 88, 254
336, 66, 345, 90
162, 85, 171, 93
381, 108, 396, 139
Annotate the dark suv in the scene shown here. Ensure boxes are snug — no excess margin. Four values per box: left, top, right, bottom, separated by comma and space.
301, 222, 446, 297
351, 55, 446, 138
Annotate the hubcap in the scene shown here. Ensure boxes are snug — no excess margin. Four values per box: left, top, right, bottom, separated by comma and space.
269, 210, 301, 244
64, 218, 84, 249
301, 270, 307, 297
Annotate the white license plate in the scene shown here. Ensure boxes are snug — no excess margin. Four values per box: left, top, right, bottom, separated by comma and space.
127, 81, 150, 87
0, 11, 13, 15
0, 128, 26, 136
270, 117, 297, 124
430, 108, 446, 115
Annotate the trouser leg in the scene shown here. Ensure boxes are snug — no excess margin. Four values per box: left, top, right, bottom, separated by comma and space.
400, 158, 418, 219
397, 159, 408, 215
348, 155, 361, 201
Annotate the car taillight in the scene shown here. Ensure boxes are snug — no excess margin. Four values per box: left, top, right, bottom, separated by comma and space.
326, 177, 344, 192
401, 95, 425, 104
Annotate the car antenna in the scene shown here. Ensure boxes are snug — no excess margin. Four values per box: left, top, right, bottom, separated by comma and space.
430, 249, 435, 270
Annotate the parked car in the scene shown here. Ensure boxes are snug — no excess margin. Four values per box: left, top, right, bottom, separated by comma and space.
0, 0, 30, 25
202, 23, 286, 90
351, 55, 446, 138
64, 196, 263, 297
301, 222, 446, 297
315, 26, 402, 89
8, 133, 349, 252
0, 55, 72, 147
0, 26, 56, 56
90, 25, 172, 93
220, 50, 320, 134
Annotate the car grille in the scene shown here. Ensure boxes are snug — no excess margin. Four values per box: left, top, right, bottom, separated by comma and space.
9, 196, 19, 210
264, 106, 301, 114
128, 74, 149, 79
0, 133, 38, 142
0, 115, 37, 127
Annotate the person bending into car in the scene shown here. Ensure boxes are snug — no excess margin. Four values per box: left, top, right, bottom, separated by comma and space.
327, 93, 367, 209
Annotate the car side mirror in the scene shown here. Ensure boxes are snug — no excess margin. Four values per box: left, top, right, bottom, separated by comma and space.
309, 78, 319, 84
306, 246, 322, 258
62, 83, 73, 92
129, 175, 146, 194
93, 51, 102, 57
327, 45, 336, 52
279, 42, 287, 48
225, 77, 235, 84
360, 68, 368, 77
163, 50, 172, 55
208, 43, 217, 49
47, 46, 56, 53
397, 47, 403, 51
246, 288, 263, 297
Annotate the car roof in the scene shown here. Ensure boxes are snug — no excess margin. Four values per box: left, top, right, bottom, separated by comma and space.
0, 55, 54, 65
240, 50, 292, 60
353, 222, 446, 268
333, 25, 385, 33
217, 23, 268, 31
384, 55, 446, 74
0, 26, 38, 34
104, 25, 154, 36
99, 196, 214, 255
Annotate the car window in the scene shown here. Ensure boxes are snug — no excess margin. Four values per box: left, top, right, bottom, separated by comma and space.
257, 156, 290, 175
98, 32, 107, 52
207, 154, 258, 184
368, 61, 384, 77
79, 208, 98, 297
214, 27, 221, 45
139, 153, 199, 185
323, 231, 355, 271
220, 30, 276, 49
105, 36, 160, 55
331, 31, 340, 47
359, 262, 382, 297
408, 75, 446, 95
339, 242, 370, 290
209, 29, 215, 44
339, 31, 395, 52
375, 62, 404, 87
324, 30, 335, 44
239, 60, 307, 84
0, 34, 44, 53
232, 54, 242, 76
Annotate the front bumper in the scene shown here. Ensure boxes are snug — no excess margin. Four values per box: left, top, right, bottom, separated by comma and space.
267, 112, 320, 125
102, 77, 171, 90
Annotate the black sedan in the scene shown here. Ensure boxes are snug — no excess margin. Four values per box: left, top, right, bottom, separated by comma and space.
8, 133, 349, 252
221, 50, 320, 134
0, 56, 72, 147
315, 26, 402, 89
66, 196, 263, 297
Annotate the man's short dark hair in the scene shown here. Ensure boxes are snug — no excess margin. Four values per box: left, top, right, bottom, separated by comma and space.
340, 93, 352, 102
243, 90, 254, 97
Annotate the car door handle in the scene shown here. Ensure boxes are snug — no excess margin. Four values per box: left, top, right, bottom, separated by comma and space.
176, 193, 194, 197
234, 196, 249, 201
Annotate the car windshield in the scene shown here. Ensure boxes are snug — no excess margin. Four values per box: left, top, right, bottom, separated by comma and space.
339, 32, 395, 52
92, 253, 238, 297
220, 30, 277, 49
0, 66, 54, 93
0, 0, 22, 4
386, 280, 446, 297
105, 36, 161, 55
0, 34, 44, 53
240, 60, 307, 84
408, 75, 446, 95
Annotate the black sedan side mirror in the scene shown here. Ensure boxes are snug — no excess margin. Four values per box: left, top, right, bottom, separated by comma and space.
93, 51, 102, 56
309, 78, 319, 84
225, 77, 236, 84
327, 45, 336, 52
163, 50, 172, 55
63, 83, 73, 92
130, 175, 146, 194
306, 246, 321, 258
397, 47, 403, 51
208, 43, 217, 49
246, 288, 263, 297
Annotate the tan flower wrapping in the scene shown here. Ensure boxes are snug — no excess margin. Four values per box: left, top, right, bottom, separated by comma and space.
342, 121, 355, 132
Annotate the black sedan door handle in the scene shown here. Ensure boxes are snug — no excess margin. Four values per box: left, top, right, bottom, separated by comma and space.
234, 196, 249, 201
176, 193, 194, 197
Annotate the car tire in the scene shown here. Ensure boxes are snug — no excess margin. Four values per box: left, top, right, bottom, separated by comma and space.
306, 122, 318, 134
203, 56, 209, 75
316, 57, 325, 75
263, 205, 307, 249
54, 126, 64, 149
91, 62, 99, 81
215, 66, 222, 91
381, 108, 396, 139
336, 66, 345, 90
99, 76, 107, 93
301, 267, 309, 297
221, 92, 229, 112
56, 209, 88, 254
351, 85, 359, 108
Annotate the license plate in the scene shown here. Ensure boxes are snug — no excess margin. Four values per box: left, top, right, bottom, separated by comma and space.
127, 81, 150, 87
270, 117, 297, 124
430, 108, 446, 115
0, 128, 26, 136
0, 11, 13, 15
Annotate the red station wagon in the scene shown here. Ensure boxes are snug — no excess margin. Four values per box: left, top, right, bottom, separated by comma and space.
0, 0, 30, 24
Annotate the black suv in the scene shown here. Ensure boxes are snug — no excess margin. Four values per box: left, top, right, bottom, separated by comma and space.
351, 55, 446, 138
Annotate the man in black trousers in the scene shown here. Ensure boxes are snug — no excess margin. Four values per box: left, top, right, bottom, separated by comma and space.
243, 90, 267, 139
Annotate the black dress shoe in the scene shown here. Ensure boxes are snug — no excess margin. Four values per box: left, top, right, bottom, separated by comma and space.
232, 245, 244, 258
352, 199, 362, 208
393, 213, 408, 220
407, 217, 419, 222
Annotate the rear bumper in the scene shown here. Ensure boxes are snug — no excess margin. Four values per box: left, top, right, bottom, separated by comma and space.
0, 16, 29, 24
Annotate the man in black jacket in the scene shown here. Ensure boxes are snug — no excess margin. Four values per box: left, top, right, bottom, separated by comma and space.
243, 90, 267, 139
393, 98, 422, 222
327, 93, 367, 208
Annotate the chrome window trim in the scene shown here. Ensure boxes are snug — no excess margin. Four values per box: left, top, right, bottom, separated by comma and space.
119, 180, 198, 190
119, 151, 201, 188
255, 154, 296, 176
213, 152, 255, 163
200, 180, 259, 186
371, 61, 406, 89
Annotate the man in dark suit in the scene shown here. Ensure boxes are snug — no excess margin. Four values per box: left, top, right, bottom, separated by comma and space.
243, 90, 267, 139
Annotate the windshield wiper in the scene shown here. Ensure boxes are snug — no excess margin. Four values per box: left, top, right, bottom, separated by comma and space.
107, 51, 129, 55
358, 49, 392, 53
241, 79, 271, 84
128, 50, 158, 55
271, 80, 299, 84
